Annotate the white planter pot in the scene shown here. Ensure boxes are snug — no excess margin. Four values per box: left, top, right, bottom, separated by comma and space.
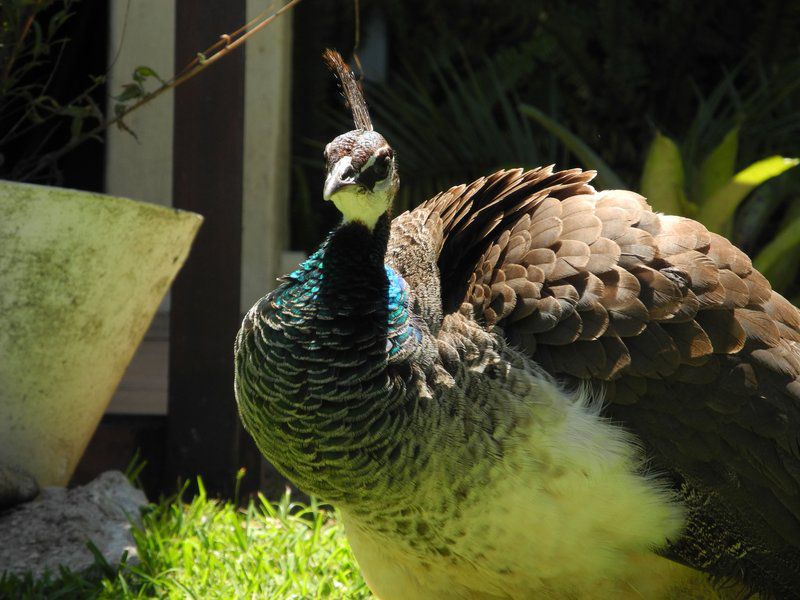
0, 181, 202, 486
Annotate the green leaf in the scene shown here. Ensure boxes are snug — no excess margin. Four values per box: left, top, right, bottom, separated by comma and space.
754, 215, 800, 278
114, 112, 140, 142
695, 126, 738, 202
698, 156, 800, 233
115, 82, 144, 103
639, 131, 686, 215
69, 116, 82, 141
60, 104, 93, 118
133, 65, 165, 85
31, 20, 43, 58
519, 103, 625, 189
48, 7, 71, 39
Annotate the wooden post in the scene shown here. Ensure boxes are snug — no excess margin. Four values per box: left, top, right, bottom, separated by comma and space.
166, 1, 260, 497
241, 0, 292, 494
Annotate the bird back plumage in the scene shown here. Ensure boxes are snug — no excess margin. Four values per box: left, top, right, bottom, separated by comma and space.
387, 166, 800, 596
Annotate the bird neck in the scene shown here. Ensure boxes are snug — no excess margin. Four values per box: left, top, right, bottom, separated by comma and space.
317, 213, 391, 303
262, 213, 416, 505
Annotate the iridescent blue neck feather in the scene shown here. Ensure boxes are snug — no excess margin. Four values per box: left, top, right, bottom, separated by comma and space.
235, 216, 421, 504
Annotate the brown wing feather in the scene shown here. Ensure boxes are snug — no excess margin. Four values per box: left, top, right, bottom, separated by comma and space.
388, 167, 800, 595
398, 169, 799, 397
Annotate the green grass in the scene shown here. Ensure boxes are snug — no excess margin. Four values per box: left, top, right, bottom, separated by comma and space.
0, 478, 372, 599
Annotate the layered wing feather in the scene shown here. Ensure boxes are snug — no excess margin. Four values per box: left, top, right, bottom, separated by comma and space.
388, 166, 800, 595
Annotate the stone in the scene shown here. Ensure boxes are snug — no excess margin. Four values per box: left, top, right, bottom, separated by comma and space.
0, 462, 39, 510
0, 470, 147, 578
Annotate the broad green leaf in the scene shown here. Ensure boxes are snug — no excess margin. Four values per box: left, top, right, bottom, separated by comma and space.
115, 82, 144, 103
698, 156, 800, 233
754, 215, 800, 279
519, 103, 625, 190
640, 131, 685, 215
758, 245, 800, 296
134, 65, 166, 85
696, 126, 738, 202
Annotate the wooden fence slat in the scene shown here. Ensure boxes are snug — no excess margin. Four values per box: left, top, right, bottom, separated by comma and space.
166, 1, 261, 498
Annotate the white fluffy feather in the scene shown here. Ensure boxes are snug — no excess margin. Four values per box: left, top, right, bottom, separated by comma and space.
340, 331, 716, 599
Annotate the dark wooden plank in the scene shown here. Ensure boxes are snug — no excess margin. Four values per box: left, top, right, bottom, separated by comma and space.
73, 415, 166, 501
166, 1, 260, 498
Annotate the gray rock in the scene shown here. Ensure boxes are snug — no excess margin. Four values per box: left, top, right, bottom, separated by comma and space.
0, 462, 39, 510
0, 470, 147, 578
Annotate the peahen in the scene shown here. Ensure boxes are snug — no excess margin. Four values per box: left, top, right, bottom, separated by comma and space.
235, 50, 800, 599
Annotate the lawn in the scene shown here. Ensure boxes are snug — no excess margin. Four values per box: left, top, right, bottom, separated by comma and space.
0, 476, 372, 599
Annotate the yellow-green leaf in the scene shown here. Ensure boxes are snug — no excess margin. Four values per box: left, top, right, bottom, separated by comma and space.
696, 126, 738, 202
698, 156, 800, 233
754, 199, 800, 290
640, 131, 685, 215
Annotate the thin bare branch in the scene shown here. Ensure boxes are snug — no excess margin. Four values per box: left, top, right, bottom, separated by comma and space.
23, 0, 302, 181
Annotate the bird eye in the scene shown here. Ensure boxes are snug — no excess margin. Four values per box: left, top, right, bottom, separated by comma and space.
372, 152, 391, 179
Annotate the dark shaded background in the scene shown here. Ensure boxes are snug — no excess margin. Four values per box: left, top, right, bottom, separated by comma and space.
6, 0, 799, 499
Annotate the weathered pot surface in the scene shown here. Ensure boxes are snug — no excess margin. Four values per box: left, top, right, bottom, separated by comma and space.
0, 180, 202, 486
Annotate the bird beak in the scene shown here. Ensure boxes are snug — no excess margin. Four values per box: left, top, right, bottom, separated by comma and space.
323, 157, 358, 200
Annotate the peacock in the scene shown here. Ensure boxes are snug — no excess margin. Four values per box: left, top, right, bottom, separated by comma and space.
234, 50, 800, 599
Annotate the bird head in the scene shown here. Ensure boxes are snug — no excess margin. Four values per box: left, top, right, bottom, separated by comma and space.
323, 129, 398, 229
322, 49, 397, 229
